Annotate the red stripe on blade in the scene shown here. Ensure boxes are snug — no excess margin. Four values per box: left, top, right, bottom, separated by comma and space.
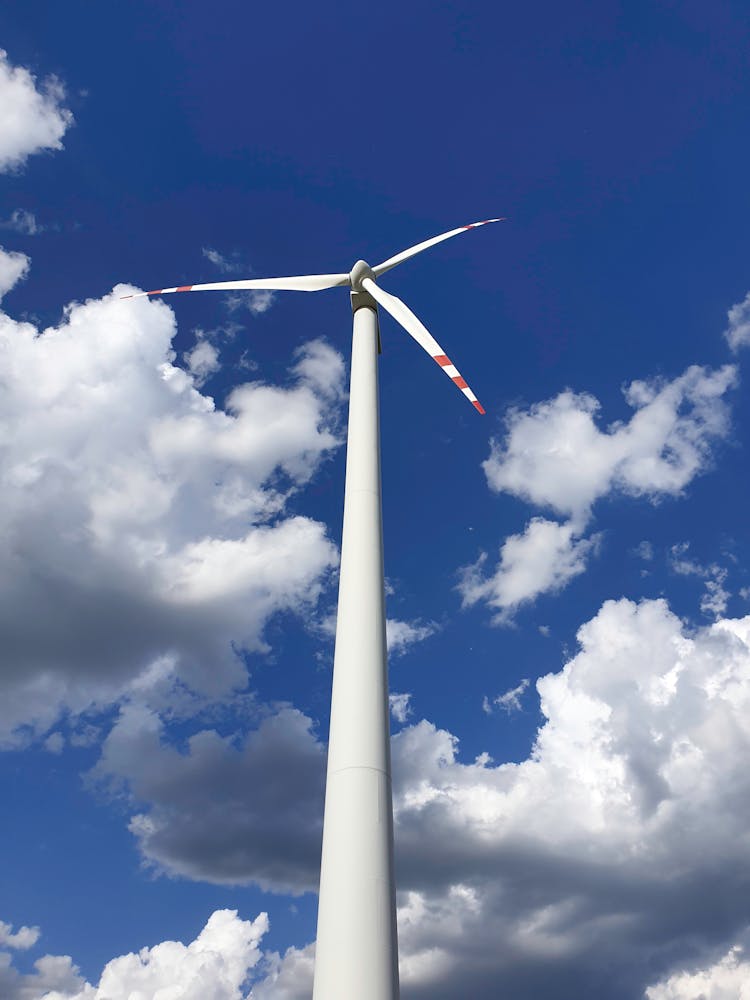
148, 289, 163, 295
434, 354, 451, 367
472, 400, 486, 414
452, 376, 468, 389
176, 285, 193, 292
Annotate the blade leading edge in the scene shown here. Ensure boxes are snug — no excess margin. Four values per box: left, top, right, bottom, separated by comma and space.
372, 218, 504, 277
361, 277, 485, 414
121, 273, 350, 299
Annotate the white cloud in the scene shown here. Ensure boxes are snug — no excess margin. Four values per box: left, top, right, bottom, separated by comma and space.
467, 363, 736, 619
0, 921, 40, 950
200, 250, 276, 315
42, 909, 268, 1000
389, 692, 413, 723
0, 923, 84, 1000
227, 290, 276, 316
459, 517, 599, 619
1, 210, 41, 235
0, 909, 307, 1000
78, 595, 750, 996
483, 365, 736, 526
386, 619, 437, 656
250, 942, 315, 999
646, 942, 750, 999
0, 264, 344, 743
0, 49, 73, 173
724, 290, 750, 352
184, 337, 220, 385
484, 678, 530, 714
381, 599, 750, 996
291, 339, 345, 400
0, 247, 29, 300
202, 247, 241, 273
43, 732, 64, 755
670, 543, 731, 619
635, 540, 654, 561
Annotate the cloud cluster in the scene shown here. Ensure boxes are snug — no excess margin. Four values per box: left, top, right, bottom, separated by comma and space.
387, 599, 750, 997
0, 254, 344, 742
0, 908, 308, 1000
87, 593, 750, 997
0, 49, 73, 172
39, 909, 267, 1000
464, 364, 736, 617
0, 917, 83, 1000
670, 541, 731, 619
646, 940, 750, 999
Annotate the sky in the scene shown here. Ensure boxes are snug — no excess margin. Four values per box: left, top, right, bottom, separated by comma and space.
1, 1, 750, 997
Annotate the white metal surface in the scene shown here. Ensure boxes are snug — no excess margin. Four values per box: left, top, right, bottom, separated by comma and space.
312, 302, 399, 1000
121, 272, 350, 298
362, 277, 485, 413
124, 220, 501, 995
372, 217, 504, 276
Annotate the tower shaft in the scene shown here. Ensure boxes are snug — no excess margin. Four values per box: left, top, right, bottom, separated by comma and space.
312, 300, 399, 999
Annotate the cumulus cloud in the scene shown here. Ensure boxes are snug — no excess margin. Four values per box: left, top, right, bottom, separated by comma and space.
467, 364, 736, 618
69, 595, 750, 996
484, 365, 736, 526
0, 909, 306, 1000
290, 338, 345, 401
0, 923, 84, 1000
0, 921, 40, 950
459, 517, 600, 619
250, 941, 315, 999
0, 49, 73, 172
184, 337, 221, 385
41, 909, 267, 1000
724, 290, 750, 352
382, 599, 750, 997
0, 265, 344, 742
0, 247, 29, 300
646, 940, 750, 999
92, 705, 325, 893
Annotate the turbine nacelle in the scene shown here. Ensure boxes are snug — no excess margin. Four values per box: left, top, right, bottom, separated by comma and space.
122, 218, 505, 414
349, 259, 376, 292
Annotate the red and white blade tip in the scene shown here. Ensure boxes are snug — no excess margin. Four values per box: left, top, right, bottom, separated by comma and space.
465, 218, 505, 227
433, 354, 485, 414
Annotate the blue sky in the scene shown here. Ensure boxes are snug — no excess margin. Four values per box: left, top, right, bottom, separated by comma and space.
1, 1, 750, 997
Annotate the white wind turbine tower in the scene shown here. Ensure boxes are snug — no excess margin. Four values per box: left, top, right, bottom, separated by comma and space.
124, 217, 503, 999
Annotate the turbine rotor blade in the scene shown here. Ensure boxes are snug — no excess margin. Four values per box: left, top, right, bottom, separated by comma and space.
121, 273, 350, 299
361, 277, 485, 414
372, 218, 505, 277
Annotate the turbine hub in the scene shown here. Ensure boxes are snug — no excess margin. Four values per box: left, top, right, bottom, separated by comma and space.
349, 259, 375, 292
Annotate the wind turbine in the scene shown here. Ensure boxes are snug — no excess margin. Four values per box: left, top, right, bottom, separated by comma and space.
123, 218, 503, 1000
